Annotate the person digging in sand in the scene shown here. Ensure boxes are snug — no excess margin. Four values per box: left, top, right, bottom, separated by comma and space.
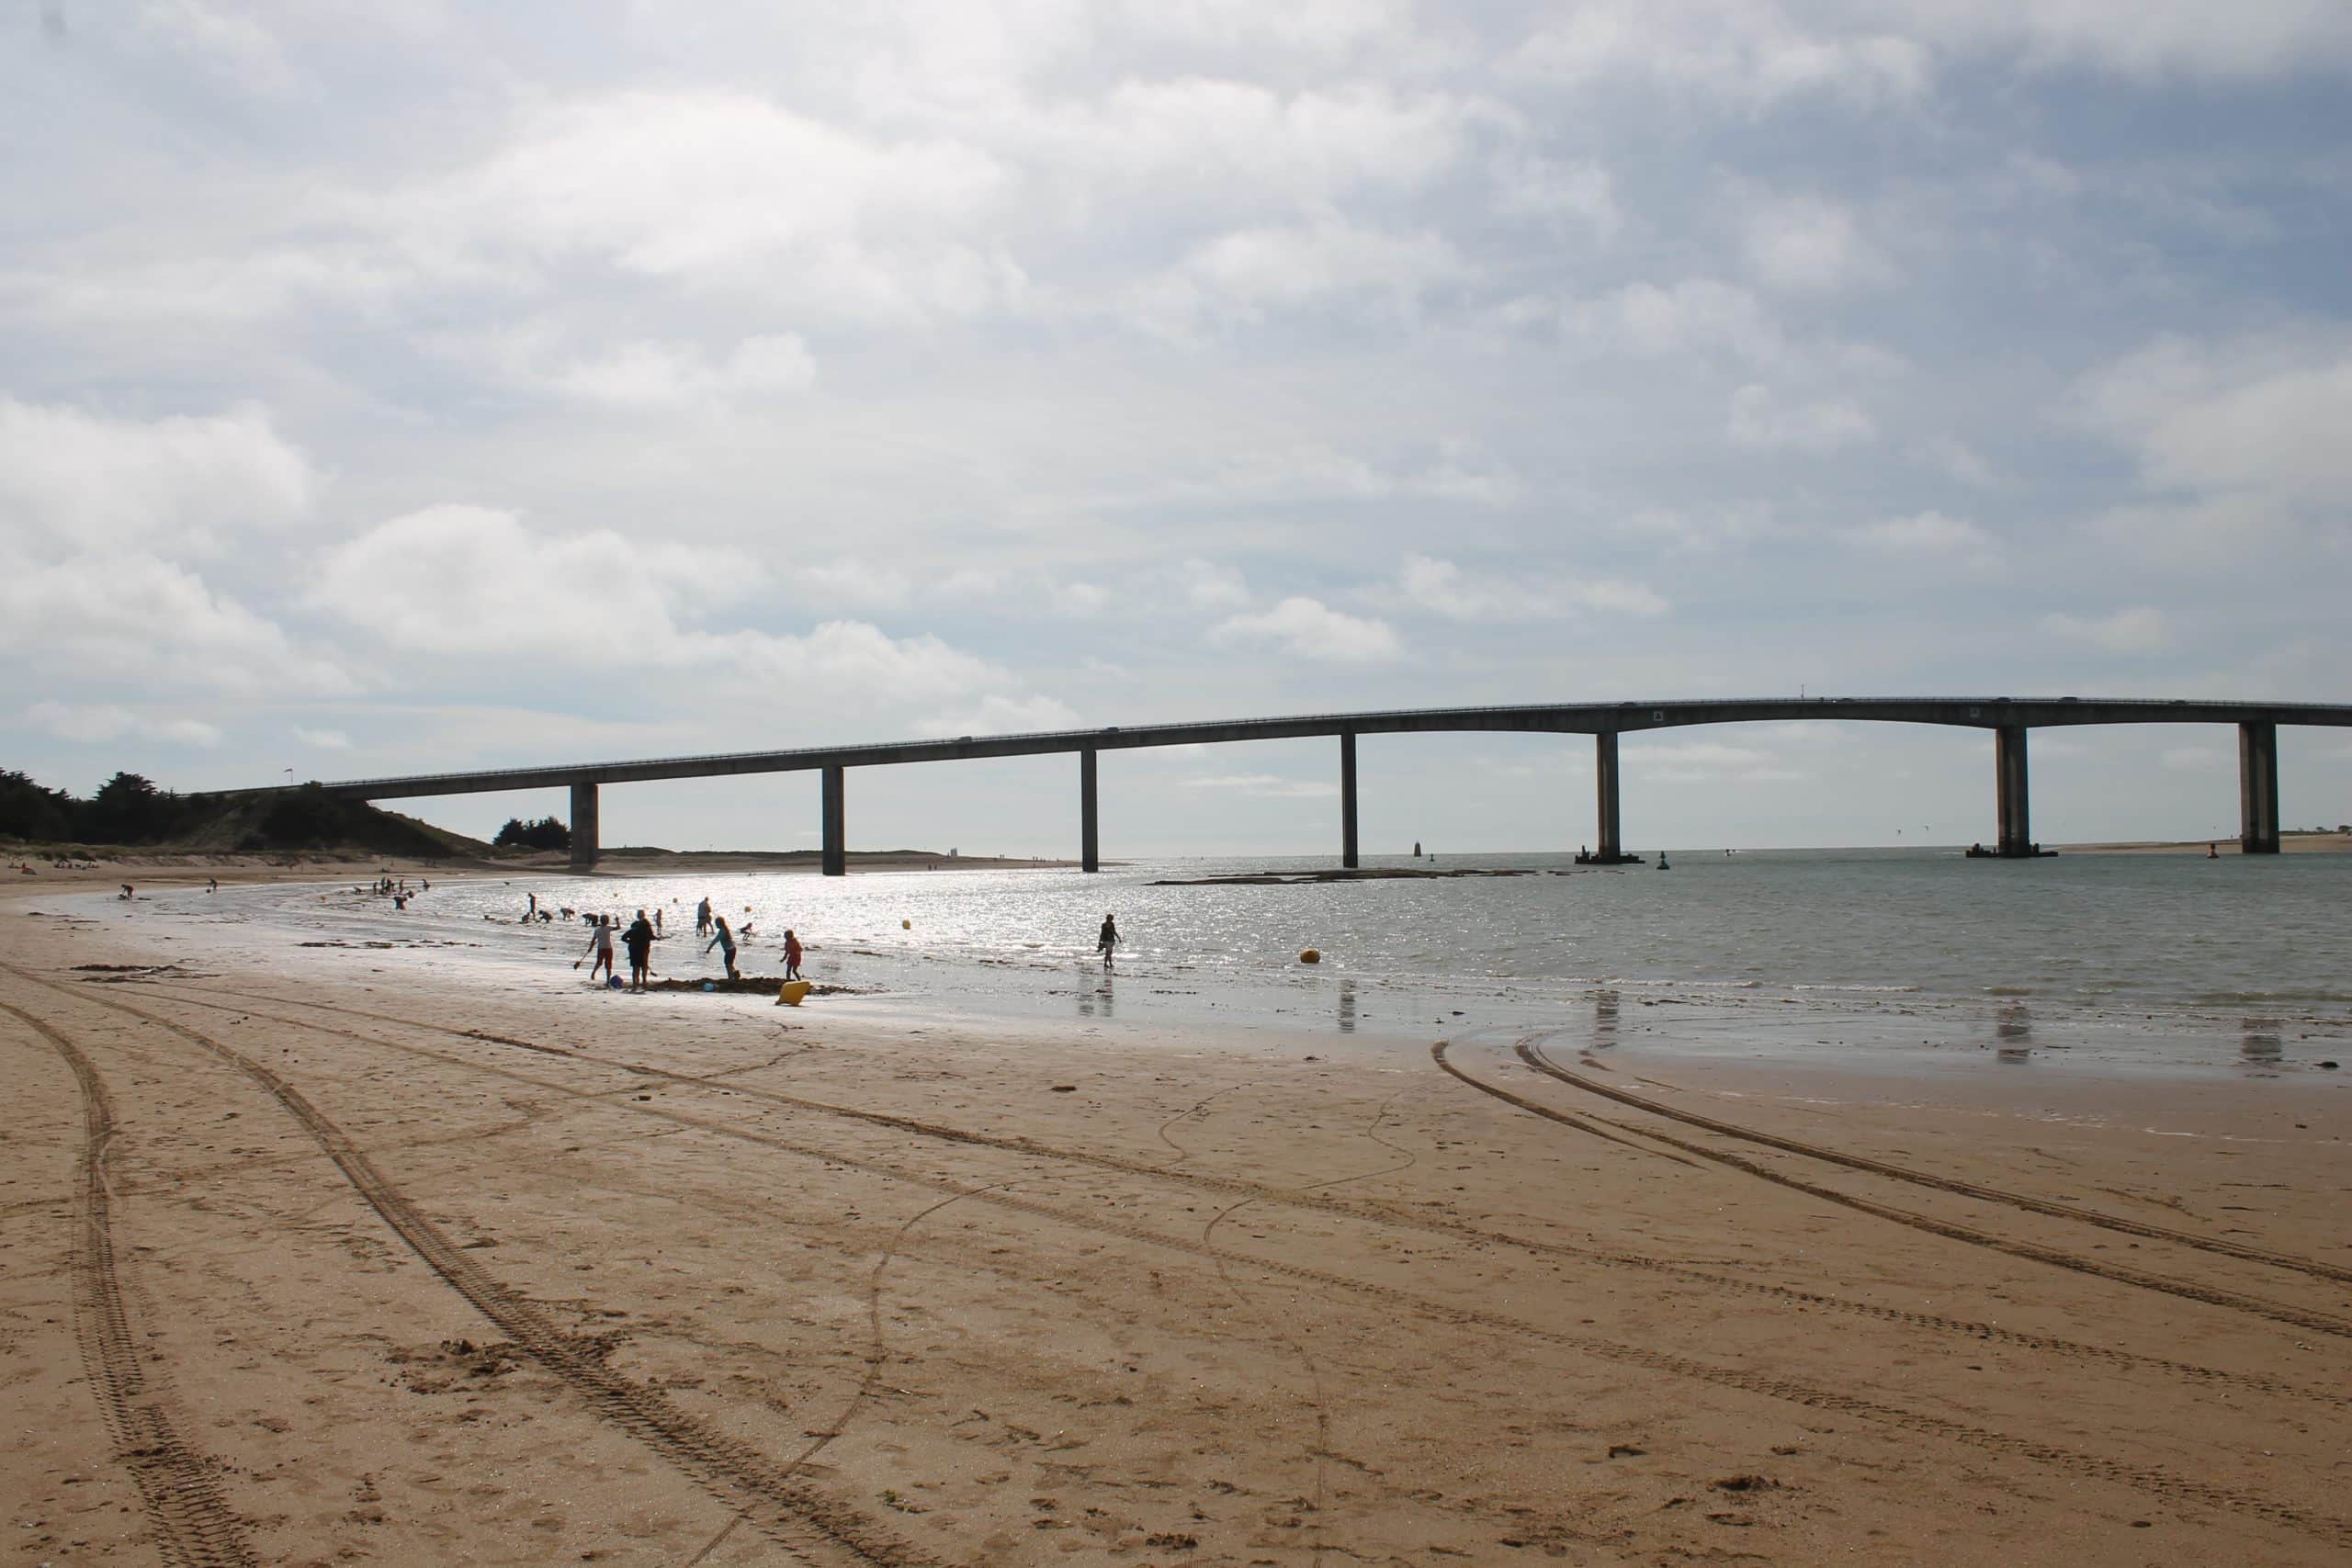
577, 913, 616, 983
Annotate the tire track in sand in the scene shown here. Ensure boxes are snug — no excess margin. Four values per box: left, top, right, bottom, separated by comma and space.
0, 1000, 258, 1568
1513, 1037, 2352, 1284
1, 975, 936, 1568
124, 980, 2352, 1410
1439, 1036, 2352, 1342
62, 987, 2352, 1551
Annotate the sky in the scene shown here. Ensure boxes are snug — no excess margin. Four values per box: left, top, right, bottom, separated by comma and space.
4, 0, 2350, 856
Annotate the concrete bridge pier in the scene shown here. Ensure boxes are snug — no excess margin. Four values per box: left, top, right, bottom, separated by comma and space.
1995, 727, 2032, 856
1580, 731, 1639, 864
569, 781, 599, 871
1340, 730, 1360, 869
820, 764, 846, 876
1080, 748, 1100, 873
2239, 721, 2280, 853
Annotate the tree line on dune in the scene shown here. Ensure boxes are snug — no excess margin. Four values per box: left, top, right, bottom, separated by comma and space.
0, 768, 492, 857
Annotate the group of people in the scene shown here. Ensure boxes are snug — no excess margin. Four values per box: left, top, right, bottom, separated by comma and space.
569, 894, 803, 991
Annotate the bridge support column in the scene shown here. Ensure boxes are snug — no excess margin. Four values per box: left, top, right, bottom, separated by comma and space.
1340, 730, 1359, 869
1080, 748, 1100, 873
1579, 732, 1639, 864
2239, 722, 2280, 854
820, 764, 845, 877
569, 781, 599, 872
1995, 727, 2032, 857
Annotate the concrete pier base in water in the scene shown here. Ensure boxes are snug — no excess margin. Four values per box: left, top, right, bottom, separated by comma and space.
2239, 721, 2279, 854
820, 763, 845, 876
569, 781, 599, 871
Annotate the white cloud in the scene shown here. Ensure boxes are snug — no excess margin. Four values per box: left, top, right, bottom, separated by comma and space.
2162, 745, 2228, 772
2073, 336, 2352, 525
1136, 212, 1463, 333
1621, 739, 1805, 784
913, 693, 1081, 737
547, 334, 816, 409
310, 505, 755, 660
1728, 384, 1874, 452
0, 552, 349, 695
1386, 554, 1667, 621
1176, 773, 1340, 799
1494, 155, 1620, 237
0, 397, 316, 555
295, 726, 353, 750
26, 700, 223, 749
1912, 434, 1998, 488
1180, 558, 1251, 611
1895, 1, 2352, 81
391, 89, 1022, 321
791, 560, 915, 611
2041, 606, 2168, 654
137, 0, 306, 98
1742, 194, 1885, 294
1053, 581, 1110, 617
1849, 512, 1995, 554
1511, 3, 1931, 108
1211, 596, 1400, 663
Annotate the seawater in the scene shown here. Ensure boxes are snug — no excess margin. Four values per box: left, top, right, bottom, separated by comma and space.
120, 849, 2352, 1076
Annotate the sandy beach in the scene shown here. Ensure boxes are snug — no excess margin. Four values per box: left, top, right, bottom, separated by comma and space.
4, 882, 2347, 1566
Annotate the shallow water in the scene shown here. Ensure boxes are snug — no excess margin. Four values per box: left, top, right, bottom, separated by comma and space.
108, 848, 2352, 1077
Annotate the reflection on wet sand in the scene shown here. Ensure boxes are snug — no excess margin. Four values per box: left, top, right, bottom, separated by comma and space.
1337, 979, 1355, 1034
1077, 967, 1114, 1019
1996, 1000, 2034, 1064
2240, 1016, 2283, 1066
1591, 987, 1620, 1049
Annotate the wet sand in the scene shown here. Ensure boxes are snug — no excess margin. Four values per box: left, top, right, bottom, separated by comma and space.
3, 886, 2347, 1564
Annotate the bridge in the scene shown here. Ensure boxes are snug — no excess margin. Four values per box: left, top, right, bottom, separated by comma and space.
251, 696, 2352, 873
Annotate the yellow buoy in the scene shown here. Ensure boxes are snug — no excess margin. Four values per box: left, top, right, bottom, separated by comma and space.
775, 979, 812, 1007
1299, 948, 1321, 964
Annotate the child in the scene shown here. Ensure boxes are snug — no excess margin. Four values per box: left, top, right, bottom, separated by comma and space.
705, 916, 739, 981
577, 914, 616, 982
783, 928, 803, 982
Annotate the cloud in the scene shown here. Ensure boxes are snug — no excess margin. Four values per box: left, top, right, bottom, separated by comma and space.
1493, 155, 1620, 236
0, 552, 350, 695
294, 726, 353, 750
1621, 739, 1805, 784
544, 334, 816, 409
1135, 212, 1464, 333
912, 693, 1081, 737
1053, 581, 1110, 617
1176, 773, 1340, 799
26, 700, 222, 748
310, 505, 755, 660
2041, 606, 2167, 654
1211, 596, 1400, 663
791, 560, 915, 611
1742, 194, 1886, 294
1896, 2, 2352, 81
1510, 3, 1930, 108
1180, 558, 1250, 611
1385, 554, 1667, 621
1728, 384, 1875, 452
311, 505, 1029, 710
1844, 512, 1994, 573
0, 397, 316, 555
2162, 745, 2227, 772
2072, 337, 2352, 548
392, 89, 1022, 321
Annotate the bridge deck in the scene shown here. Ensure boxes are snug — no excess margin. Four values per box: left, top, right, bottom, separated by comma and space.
206, 695, 2352, 802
